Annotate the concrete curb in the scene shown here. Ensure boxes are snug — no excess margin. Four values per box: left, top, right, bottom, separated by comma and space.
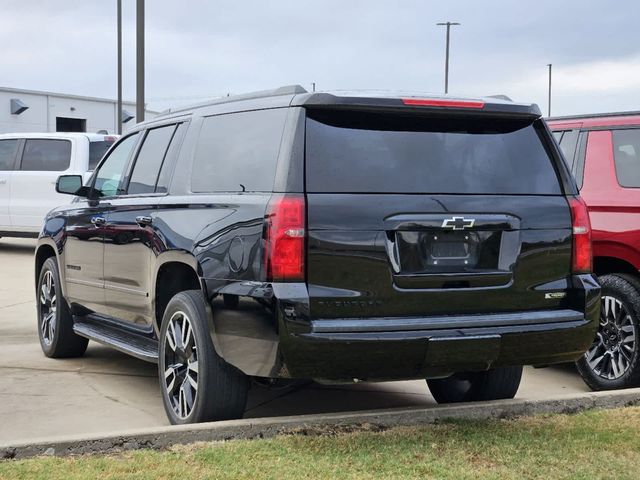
3, 388, 640, 459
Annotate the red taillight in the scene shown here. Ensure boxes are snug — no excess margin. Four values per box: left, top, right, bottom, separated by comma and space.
263, 195, 306, 282
569, 196, 592, 274
401, 98, 485, 109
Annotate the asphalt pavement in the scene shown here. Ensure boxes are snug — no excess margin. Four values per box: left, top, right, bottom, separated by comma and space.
0, 238, 590, 444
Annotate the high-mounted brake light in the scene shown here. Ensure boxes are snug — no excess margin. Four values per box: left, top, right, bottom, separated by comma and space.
569, 196, 592, 274
263, 194, 306, 282
401, 98, 485, 109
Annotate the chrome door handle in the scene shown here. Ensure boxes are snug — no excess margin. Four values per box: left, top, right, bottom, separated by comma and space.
91, 216, 106, 227
0, 179, 6, 185
136, 216, 152, 227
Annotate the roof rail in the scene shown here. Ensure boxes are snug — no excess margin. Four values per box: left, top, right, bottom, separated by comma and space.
548, 110, 640, 121
155, 84, 308, 117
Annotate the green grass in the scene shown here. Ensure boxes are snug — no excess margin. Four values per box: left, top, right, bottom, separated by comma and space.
3, 407, 640, 479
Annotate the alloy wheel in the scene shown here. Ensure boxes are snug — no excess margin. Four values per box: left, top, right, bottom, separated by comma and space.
584, 295, 637, 380
164, 311, 199, 419
39, 270, 57, 345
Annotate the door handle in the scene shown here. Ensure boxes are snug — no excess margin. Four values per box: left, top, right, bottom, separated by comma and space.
0, 179, 6, 185
136, 216, 153, 227
91, 216, 106, 227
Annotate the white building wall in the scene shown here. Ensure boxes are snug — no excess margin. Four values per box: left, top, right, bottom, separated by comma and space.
0, 88, 151, 134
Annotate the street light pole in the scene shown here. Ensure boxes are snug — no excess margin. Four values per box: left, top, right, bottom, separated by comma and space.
136, 0, 145, 123
547, 63, 552, 117
117, 0, 122, 134
436, 22, 460, 94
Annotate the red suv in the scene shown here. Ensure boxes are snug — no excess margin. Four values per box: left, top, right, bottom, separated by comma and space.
549, 112, 640, 390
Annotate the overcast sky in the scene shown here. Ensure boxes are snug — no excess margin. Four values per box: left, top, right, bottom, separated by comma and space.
1, 0, 639, 115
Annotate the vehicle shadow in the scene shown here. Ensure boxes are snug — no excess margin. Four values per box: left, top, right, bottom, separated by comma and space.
0, 238, 37, 255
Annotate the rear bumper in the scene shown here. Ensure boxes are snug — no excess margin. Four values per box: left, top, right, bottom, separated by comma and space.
208, 274, 600, 381
283, 313, 596, 382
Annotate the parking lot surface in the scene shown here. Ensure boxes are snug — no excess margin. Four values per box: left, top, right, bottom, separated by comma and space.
0, 238, 590, 444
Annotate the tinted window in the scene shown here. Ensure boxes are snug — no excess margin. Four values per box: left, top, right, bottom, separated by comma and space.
191, 109, 287, 193
306, 111, 562, 195
127, 125, 176, 195
89, 140, 116, 170
21, 139, 71, 171
94, 133, 139, 197
613, 129, 640, 188
0, 139, 19, 170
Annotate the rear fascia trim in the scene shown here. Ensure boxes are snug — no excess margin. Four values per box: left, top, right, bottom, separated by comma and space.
310, 309, 584, 333
292, 93, 541, 117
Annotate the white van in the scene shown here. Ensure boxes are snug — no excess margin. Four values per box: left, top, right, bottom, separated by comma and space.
0, 132, 117, 238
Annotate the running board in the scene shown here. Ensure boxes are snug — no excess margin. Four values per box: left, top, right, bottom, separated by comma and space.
73, 316, 159, 363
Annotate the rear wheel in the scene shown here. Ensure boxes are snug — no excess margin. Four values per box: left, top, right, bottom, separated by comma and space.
427, 366, 523, 403
576, 274, 640, 390
158, 290, 249, 424
37, 257, 88, 358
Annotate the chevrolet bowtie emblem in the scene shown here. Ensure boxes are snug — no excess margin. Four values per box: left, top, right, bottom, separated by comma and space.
441, 216, 475, 230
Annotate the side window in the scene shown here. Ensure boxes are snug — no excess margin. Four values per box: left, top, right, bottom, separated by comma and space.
21, 139, 71, 171
573, 132, 588, 190
613, 129, 640, 188
127, 125, 176, 195
88, 141, 116, 170
191, 108, 288, 193
156, 123, 187, 194
0, 139, 20, 170
557, 130, 579, 169
552, 131, 564, 143
94, 133, 140, 197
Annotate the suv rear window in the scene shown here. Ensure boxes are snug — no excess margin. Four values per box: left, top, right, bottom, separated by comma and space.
612, 129, 640, 188
305, 111, 562, 195
89, 140, 115, 170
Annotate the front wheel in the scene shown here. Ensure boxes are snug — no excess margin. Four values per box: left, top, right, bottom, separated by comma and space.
576, 274, 640, 390
37, 257, 88, 358
158, 290, 249, 424
426, 366, 523, 403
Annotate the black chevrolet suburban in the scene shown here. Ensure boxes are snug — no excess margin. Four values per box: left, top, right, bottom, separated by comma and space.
35, 85, 600, 424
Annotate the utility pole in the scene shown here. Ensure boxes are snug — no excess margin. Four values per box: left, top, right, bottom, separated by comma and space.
436, 22, 460, 94
547, 63, 552, 117
312, 82, 316, 92
136, 0, 145, 123
116, 0, 122, 134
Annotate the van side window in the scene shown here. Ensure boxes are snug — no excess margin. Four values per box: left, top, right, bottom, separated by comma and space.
94, 133, 140, 197
613, 129, 640, 188
21, 139, 71, 171
191, 109, 288, 193
0, 139, 19, 170
127, 125, 177, 195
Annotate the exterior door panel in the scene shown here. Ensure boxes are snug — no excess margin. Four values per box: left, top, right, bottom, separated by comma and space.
63, 202, 110, 315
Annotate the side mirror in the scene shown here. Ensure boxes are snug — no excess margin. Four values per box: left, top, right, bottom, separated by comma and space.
56, 175, 88, 197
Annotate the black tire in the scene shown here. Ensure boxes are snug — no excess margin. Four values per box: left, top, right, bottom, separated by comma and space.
576, 274, 640, 390
426, 366, 523, 403
158, 290, 249, 424
37, 257, 88, 358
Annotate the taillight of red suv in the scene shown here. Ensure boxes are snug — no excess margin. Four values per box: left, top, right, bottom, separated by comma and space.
569, 196, 592, 273
263, 194, 306, 282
